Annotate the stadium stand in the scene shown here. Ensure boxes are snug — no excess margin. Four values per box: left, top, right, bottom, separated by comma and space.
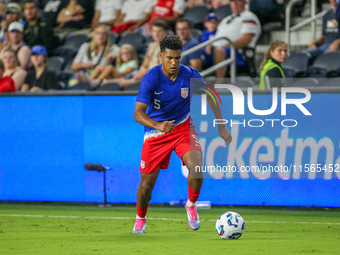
110, 32, 120, 44
183, 5, 211, 29
281, 52, 311, 78
4, 0, 340, 91
47, 56, 65, 74
95, 82, 122, 91
124, 81, 141, 91
323, 77, 340, 86
214, 4, 232, 20
67, 82, 91, 91
290, 77, 320, 87
306, 52, 340, 78
117, 32, 145, 49
192, 28, 203, 42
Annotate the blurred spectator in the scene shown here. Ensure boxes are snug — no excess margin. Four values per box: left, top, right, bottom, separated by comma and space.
21, 45, 60, 91
1, 22, 31, 69
2, 48, 27, 90
249, 0, 284, 26
112, 0, 153, 34
209, 0, 230, 10
176, 18, 202, 71
56, 0, 94, 35
0, 3, 23, 48
201, 13, 220, 68
259, 39, 287, 90
42, 0, 68, 28
149, 0, 186, 25
90, 0, 122, 32
113, 18, 169, 88
134, 18, 168, 79
23, 0, 55, 56
137, 0, 185, 37
71, 24, 120, 86
303, 0, 339, 62
0, 1, 6, 21
0, 58, 16, 92
91, 44, 139, 87
213, 0, 261, 79
185, 0, 205, 9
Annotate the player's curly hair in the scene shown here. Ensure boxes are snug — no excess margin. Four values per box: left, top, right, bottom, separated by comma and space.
160, 35, 183, 53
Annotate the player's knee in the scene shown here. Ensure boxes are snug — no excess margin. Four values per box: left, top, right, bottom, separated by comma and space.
140, 180, 155, 194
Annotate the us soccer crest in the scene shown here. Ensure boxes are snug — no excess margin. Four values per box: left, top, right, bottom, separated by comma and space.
141, 160, 145, 169
181, 87, 188, 98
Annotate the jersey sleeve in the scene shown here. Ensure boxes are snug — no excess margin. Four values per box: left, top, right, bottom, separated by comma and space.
136, 72, 156, 105
173, 0, 186, 14
240, 12, 260, 35
189, 67, 207, 95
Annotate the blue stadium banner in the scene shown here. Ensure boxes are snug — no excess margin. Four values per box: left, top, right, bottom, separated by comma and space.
0, 93, 339, 207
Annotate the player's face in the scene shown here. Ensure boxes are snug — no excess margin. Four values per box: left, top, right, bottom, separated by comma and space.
270, 44, 288, 63
160, 48, 182, 76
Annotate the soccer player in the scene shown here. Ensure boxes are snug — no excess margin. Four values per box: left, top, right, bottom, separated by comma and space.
133, 35, 232, 234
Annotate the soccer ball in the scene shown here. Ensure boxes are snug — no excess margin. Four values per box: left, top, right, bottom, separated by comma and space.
215, 211, 245, 240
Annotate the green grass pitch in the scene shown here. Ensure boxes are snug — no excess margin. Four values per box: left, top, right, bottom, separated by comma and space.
0, 204, 339, 254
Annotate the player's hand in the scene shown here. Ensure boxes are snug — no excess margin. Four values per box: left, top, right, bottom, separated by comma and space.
156, 120, 175, 133
219, 126, 232, 145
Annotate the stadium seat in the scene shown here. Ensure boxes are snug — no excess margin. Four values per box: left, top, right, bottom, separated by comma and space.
117, 32, 145, 49
281, 52, 311, 78
65, 34, 91, 49
58, 71, 75, 89
214, 4, 232, 20
290, 78, 319, 87
63, 58, 74, 72
184, 5, 210, 28
95, 82, 122, 91
47, 56, 65, 74
192, 29, 202, 42
124, 82, 141, 91
145, 36, 154, 44
110, 32, 119, 44
54, 46, 78, 64
306, 52, 340, 78
323, 78, 340, 87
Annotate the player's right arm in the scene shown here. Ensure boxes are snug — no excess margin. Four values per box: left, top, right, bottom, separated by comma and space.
134, 102, 175, 132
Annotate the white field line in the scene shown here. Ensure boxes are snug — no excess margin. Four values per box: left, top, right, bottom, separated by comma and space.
0, 214, 339, 225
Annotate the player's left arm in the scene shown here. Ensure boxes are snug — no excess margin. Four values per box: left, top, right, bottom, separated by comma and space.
206, 88, 232, 145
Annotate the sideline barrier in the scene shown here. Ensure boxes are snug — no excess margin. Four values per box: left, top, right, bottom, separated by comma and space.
0, 89, 339, 207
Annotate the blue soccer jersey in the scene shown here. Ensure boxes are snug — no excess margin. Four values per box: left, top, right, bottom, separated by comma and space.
136, 64, 204, 137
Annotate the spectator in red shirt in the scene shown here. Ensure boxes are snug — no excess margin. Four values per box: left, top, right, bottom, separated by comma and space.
0, 58, 16, 93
